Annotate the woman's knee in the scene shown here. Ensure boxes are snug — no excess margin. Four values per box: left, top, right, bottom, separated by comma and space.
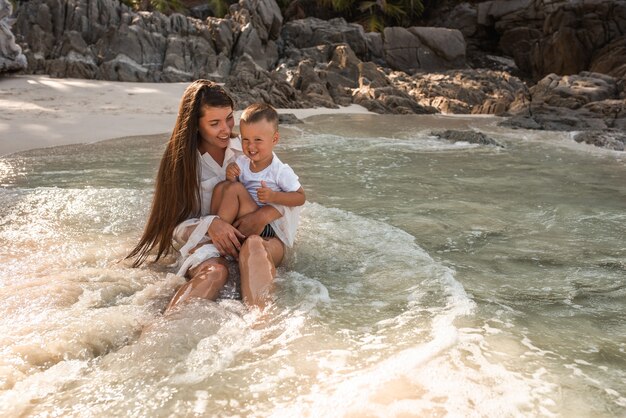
190, 261, 228, 285
240, 235, 266, 257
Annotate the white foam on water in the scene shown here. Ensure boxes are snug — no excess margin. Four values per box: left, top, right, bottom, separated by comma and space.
266, 203, 549, 417
0, 177, 572, 416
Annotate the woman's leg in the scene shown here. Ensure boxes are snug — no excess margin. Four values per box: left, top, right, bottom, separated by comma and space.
164, 257, 229, 313
238, 236, 285, 309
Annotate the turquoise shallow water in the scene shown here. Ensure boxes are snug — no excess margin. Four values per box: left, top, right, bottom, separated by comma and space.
0, 114, 624, 417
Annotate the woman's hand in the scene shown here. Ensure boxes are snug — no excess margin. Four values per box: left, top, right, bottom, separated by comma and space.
207, 217, 246, 258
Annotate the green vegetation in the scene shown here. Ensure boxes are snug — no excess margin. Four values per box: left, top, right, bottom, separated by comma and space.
117, 0, 427, 31
321, 0, 424, 32
120, 0, 185, 14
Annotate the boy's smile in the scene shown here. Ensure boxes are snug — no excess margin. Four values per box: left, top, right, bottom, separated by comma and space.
240, 118, 279, 172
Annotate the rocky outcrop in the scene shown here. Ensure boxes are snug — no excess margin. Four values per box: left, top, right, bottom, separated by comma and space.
399, 69, 529, 115
281, 17, 369, 58
0, 0, 26, 73
230, 0, 282, 70
382, 26, 466, 73
13, 0, 244, 81
530, 1, 626, 80
503, 72, 626, 131
225, 53, 305, 108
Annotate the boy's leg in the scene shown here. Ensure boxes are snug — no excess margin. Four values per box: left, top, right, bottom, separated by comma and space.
217, 182, 259, 224
210, 181, 228, 215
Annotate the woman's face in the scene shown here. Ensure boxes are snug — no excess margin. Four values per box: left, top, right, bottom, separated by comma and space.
197, 106, 235, 154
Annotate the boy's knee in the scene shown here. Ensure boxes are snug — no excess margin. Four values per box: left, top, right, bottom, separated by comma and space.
222, 181, 245, 194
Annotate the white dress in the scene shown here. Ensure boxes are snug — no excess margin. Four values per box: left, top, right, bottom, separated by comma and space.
172, 138, 301, 276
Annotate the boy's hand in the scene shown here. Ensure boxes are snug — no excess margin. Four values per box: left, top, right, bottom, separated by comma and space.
226, 163, 240, 182
256, 181, 274, 203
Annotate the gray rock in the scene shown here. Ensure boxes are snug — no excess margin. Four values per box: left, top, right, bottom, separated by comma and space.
383, 26, 466, 73
281, 17, 368, 58
226, 53, 304, 109
573, 130, 626, 151
278, 113, 302, 124
530, 72, 619, 110
100, 53, 149, 82
432, 130, 505, 147
0, 0, 27, 73
406, 69, 528, 115
290, 59, 336, 108
529, 0, 626, 80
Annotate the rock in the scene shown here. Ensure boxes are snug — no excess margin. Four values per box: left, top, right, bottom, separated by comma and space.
290, 58, 337, 108
12, 0, 275, 81
405, 69, 528, 115
590, 36, 626, 79
501, 71, 626, 131
281, 17, 368, 59
100, 53, 149, 82
432, 130, 505, 147
229, 0, 282, 70
278, 113, 302, 124
365, 32, 383, 63
440, 2, 479, 38
0, 0, 27, 73
573, 130, 626, 151
383, 26, 466, 73
502, 105, 610, 131
530, 72, 619, 110
529, 0, 626, 80
225, 53, 304, 109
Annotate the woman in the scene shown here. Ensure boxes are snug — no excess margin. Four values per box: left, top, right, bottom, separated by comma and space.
127, 80, 298, 311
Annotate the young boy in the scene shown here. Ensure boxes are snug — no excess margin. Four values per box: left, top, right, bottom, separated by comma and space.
210, 103, 306, 239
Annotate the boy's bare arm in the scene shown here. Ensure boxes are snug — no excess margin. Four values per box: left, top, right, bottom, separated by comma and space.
257, 183, 306, 207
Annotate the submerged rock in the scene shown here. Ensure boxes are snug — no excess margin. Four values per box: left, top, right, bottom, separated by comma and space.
432, 130, 505, 147
573, 130, 626, 151
278, 113, 302, 124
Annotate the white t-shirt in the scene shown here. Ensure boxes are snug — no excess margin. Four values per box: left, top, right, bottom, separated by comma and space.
234, 153, 302, 206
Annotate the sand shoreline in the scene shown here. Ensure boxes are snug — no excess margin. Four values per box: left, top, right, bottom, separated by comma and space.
0, 75, 375, 156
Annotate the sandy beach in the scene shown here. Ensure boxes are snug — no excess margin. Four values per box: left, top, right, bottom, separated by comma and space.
0, 75, 373, 156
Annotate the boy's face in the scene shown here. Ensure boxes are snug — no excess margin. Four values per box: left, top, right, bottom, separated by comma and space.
240, 119, 278, 167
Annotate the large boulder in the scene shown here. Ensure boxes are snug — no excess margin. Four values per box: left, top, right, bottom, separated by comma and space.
281, 17, 369, 59
229, 0, 282, 70
529, 0, 626, 80
504, 72, 626, 131
589, 36, 626, 79
225, 53, 305, 109
0, 0, 27, 73
382, 26, 466, 73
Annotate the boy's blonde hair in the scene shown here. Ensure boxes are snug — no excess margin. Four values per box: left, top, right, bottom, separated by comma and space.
240, 103, 279, 131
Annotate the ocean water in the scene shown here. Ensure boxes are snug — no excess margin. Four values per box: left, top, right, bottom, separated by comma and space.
0, 114, 624, 417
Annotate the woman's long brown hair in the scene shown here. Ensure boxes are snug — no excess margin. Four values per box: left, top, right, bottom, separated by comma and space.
127, 80, 234, 267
